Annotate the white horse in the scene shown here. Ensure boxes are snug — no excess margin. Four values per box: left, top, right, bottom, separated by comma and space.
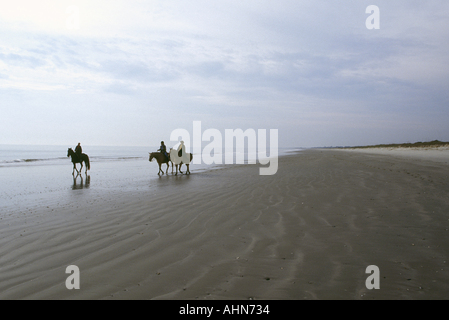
169, 146, 193, 175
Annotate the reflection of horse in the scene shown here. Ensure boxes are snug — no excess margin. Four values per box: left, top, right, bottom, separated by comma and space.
169, 148, 193, 175
67, 148, 90, 175
72, 173, 91, 190
149, 152, 170, 175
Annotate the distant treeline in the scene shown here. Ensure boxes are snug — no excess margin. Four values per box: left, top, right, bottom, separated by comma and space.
350, 140, 449, 149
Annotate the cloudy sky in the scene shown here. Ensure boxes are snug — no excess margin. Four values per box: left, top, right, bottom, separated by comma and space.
1, 0, 448, 148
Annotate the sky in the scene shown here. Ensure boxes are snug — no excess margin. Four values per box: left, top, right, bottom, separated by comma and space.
0, 0, 448, 148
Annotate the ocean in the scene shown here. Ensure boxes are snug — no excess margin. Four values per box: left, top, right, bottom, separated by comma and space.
0, 145, 152, 168
0, 144, 302, 168
0, 144, 303, 214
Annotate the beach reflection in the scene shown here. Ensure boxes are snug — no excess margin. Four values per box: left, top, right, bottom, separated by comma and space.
72, 174, 90, 190
156, 172, 191, 186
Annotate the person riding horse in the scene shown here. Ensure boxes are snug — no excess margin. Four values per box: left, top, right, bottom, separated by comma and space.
75, 142, 82, 162
177, 140, 184, 157
149, 140, 193, 175
158, 141, 169, 161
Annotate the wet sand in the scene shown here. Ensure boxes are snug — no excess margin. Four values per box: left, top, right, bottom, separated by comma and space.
1, 149, 448, 299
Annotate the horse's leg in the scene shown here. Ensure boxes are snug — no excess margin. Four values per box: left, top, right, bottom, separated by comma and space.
159, 163, 164, 175
179, 163, 183, 174
73, 162, 79, 175
171, 161, 174, 174
186, 164, 190, 174
166, 162, 169, 174
80, 162, 83, 174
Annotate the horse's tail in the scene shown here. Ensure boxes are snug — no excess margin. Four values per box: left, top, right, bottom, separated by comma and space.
85, 155, 90, 170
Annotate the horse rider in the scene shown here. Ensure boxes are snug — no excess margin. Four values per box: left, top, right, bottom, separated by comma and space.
158, 141, 169, 161
177, 140, 185, 157
75, 142, 82, 162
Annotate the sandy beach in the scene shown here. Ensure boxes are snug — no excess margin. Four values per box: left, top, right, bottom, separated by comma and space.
1, 149, 448, 300
340, 145, 449, 164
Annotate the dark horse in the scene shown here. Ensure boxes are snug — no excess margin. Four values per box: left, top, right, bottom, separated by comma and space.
67, 148, 90, 175
149, 152, 170, 175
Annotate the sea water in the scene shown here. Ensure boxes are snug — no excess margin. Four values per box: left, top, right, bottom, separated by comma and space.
0, 145, 153, 167
0, 145, 303, 213
0, 144, 302, 168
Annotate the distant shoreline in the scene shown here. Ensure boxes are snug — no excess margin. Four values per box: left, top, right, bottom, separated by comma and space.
331, 140, 449, 164
344, 140, 449, 149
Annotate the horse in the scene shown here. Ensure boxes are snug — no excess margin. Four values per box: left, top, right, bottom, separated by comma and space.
149, 152, 170, 175
67, 148, 90, 175
169, 148, 193, 175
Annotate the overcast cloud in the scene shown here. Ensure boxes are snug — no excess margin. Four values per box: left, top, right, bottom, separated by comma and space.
1, 0, 448, 147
